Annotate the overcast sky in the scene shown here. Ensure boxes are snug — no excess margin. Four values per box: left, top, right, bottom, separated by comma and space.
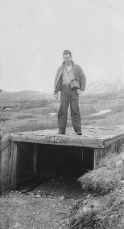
0, 0, 124, 92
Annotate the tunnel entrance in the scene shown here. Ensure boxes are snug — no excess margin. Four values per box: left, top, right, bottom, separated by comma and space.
37, 144, 94, 175
1, 127, 123, 193
16, 142, 94, 191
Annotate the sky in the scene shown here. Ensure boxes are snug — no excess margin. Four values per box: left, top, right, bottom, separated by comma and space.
0, 0, 124, 93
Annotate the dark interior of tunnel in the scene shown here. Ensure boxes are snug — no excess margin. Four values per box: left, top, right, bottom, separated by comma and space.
37, 144, 94, 175
16, 142, 94, 188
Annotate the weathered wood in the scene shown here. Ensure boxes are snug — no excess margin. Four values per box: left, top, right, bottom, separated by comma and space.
103, 135, 124, 147
10, 125, 124, 149
122, 153, 124, 180
34, 144, 37, 177
0, 151, 1, 193
1, 125, 124, 192
94, 149, 98, 169
0, 133, 10, 151
10, 133, 104, 148
0, 144, 10, 192
10, 142, 18, 189
94, 148, 105, 169
8, 142, 13, 190
120, 144, 124, 152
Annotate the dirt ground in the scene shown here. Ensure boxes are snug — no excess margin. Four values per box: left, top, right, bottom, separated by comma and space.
0, 191, 73, 229
0, 170, 85, 229
0, 191, 71, 229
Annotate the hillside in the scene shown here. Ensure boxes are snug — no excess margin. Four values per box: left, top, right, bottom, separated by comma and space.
0, 78, 124, 104
0, 90, 54, 102
85, 78, 123, 94
1, 85, 124, 135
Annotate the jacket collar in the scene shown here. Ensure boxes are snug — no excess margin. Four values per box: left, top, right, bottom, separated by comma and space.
62, 60, 75, 66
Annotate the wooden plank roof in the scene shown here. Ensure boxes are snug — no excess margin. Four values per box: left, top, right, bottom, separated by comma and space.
9, 125, 124, 148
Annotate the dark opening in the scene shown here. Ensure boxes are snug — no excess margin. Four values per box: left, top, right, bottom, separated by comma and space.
37, 144, 94, 175
16, 142, 94, 189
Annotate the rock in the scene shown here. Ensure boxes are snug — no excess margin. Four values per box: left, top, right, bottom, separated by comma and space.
60, 196, 64, 201
35, 194, 41, 198
116, 160, 122, 167
42, 194, 46, 198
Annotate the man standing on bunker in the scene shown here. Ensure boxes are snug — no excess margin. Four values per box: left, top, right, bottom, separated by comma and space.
54, 50, 86, 135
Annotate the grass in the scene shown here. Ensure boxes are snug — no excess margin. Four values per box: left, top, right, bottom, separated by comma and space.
78, 152, 122, 195
16, 115, 34, 119
69, 187, 124, 229
78, 167, 121, 195
6, 120, 58, 133
69, 152, 124, 229
96, 110, 124, 126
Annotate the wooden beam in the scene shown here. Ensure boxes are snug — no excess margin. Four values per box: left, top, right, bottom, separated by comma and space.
34, 144, 37, 177
103, 135, 124, 147
0, 143, 11, 192
94, 148, 105, 169
10, 142, 18, 190
0, 134, 10, 151
10, 133, 104, 148
8, 142, 13, 190
94, 149, 98, 169
122, 153, 124, 180
0, 150, 1, 193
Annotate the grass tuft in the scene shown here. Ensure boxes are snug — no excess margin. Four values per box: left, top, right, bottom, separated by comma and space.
69, 151, 124, 229
16, 115, 33, 119
69, 188, 124, 229
78, 167, 121, 195
78, 152, 122, 195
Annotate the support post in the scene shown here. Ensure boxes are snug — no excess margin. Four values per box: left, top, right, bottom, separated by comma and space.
122, 153, 124, 180
0, 133, 10, 193
94, 149, 98, 169
94, 148, 105, 169
34, 143, 37, 177
10, 141, 17, 190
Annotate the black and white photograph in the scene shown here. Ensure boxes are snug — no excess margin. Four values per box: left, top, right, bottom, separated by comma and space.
0, 0, 124, 228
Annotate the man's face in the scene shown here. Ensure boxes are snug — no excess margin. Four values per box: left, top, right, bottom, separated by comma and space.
63, 53, 72, 65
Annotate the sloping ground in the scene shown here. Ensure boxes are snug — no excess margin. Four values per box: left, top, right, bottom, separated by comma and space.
0, 100, 98, 134
1, 89, 124, 134
95, 110, 124, 126
69, 152, 124, 229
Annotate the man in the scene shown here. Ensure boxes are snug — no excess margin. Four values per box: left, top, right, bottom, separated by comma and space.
54, 50, 86, 135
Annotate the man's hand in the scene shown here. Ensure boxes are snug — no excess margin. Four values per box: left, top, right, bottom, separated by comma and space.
77, 89, 83, 95
54, 93, 59, 100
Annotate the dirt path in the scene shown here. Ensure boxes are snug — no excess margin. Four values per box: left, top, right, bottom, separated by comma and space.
0, 192, 71, 229
0, 170, 84, 229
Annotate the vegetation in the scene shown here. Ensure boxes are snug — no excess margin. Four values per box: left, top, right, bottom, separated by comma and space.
69, 152, 124, 229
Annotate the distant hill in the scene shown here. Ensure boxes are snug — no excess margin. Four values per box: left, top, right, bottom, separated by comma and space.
0, 78, 124, 103
0, 90, 54, 102
85, 78, 123, 94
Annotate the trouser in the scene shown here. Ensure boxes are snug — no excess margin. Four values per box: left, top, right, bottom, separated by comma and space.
58, 84, 81, 133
